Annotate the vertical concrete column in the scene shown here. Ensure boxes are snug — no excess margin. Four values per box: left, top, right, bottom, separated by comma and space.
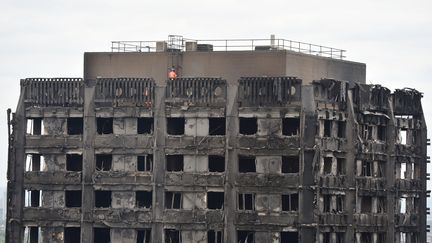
6, 84, 26, 243
300, 85, 316, 242
81, 80, 96, 243
345, 91, 356, 242
418, 110, 427, 242
152, 85, 166, 242
224, 83, 238, 243
386, 97, 396, 243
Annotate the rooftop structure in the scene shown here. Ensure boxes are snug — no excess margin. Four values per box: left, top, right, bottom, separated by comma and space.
6, 36, 428, 243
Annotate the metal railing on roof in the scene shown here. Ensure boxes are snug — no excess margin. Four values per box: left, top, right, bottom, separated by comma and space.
111, 36, 346, 59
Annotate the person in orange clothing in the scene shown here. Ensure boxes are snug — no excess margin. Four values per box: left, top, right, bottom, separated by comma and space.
168, 68, 177, 80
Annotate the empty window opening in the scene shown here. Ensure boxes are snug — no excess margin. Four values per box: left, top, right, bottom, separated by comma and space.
136, 191, 152, 208
66, 154, 83, 172
323, 195, 331, 213
209, 118, 226, 135
95, 190, 112, 208
336, 158, 345, 175
27, 118, 43, 135
360, 233, 372, 243
377, 125, 386, 141
377, 197, 386, 213
137, 155, 153, 172
337, 121, 346, 138
336, 195, 344, 213
238, 155, 256, 173
208, 230, 223, 243
239, 117, 257, 135
64, 227, 81, 243
94, 227, 110, 243
282, 193, 299, 212
207, 192, 224, 209
399, 129, 408, 145
65, 190, 82, 208
26, 190, 41, 207
361, 196, 372, 213
165, 192, 182, 209
400, 163, 413, 179
322, 232, 331, 243
400, 197, 407, 213
166, 155, 184, 172
208, 155, 225, 172
67, 118, 83, 135
25, 226, 40, 243
238, 193, 254, 210
97, 118, 113, 134
26, 154, 45, 171
138, 118, 153, 134
167, 117, 185, 135
282, 156, 299, 173
323, 120, 332, 137
280, 232, 298, 243
361, 125, 373, 140
361, 160, 373, 177
96, 154, 112, 171
323, 157, 332, 175
165, 229, 181, 243
336, 232, 344, 243
237, 230, 254, 243
377, 233, 386, 243
282, 118, 300, 136
137, 229, 151, 243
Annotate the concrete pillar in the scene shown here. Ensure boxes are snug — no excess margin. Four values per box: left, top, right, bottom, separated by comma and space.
345, 90, 356, 243
385, 96, 396, 243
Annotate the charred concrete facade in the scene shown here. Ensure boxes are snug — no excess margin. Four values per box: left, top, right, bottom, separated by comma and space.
6, 38, 428, 243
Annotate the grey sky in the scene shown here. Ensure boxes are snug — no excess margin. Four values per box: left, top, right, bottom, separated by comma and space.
0, 0, 431, 202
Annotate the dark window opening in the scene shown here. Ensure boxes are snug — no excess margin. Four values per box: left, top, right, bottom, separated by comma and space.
361, 161, 373, 177
66, 154, 83, 172
97, 118, 113, 134
207, 192, 224, 209
27, 118, 42, 135
336, 195, 344, 213
281, 232, 298, 243
282, 193, 299, 212
165, 192, 182, 209
137, 155, 153, 172
324, 120, 332, 137
377, 197, 386, 213
377, 233, 386, 243
96, 154, 112, 171
336, 158, 345, 175
167, 117, 185, 135
208, 155, 225, 172
361, 196, 372, 213
360, 233, 372, 242
239, 117, 257, 135
67, 118, 83, 135
337, 121, 346, 138
29, 227, 39, 243
208, 230, 223, 243
95, 191, 112, 208
237, 230, 254, 243
238, 155, 256, 173
362, 125, 373, 140
323, 195, 331, 213
137, 229, 151, 243
282, 118, 300, 136
166, 155, 184, 172
209, 118, 226, 135
94, 228, 110, 243
323, 157, 332, 174
165, 229, 181, 243
238, 193, 254, 210
136, 191, 152, 208
323, 232, 331, 243
65, 190, 82, 208
28, 154, 41, 171
336, 232, 344, 243
378, 125, 386, 141
64, 227, 80, 243
282, 156, 299, 173
138, 118, 153, 134
30, 190, 40, 207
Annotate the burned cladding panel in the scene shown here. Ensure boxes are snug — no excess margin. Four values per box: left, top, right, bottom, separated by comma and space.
6, 71, 427, 242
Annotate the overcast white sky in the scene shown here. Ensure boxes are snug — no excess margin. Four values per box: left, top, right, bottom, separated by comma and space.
0, 0, 431, 203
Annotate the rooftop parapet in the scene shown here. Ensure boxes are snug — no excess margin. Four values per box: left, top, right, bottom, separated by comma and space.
95, 78, 154, 107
